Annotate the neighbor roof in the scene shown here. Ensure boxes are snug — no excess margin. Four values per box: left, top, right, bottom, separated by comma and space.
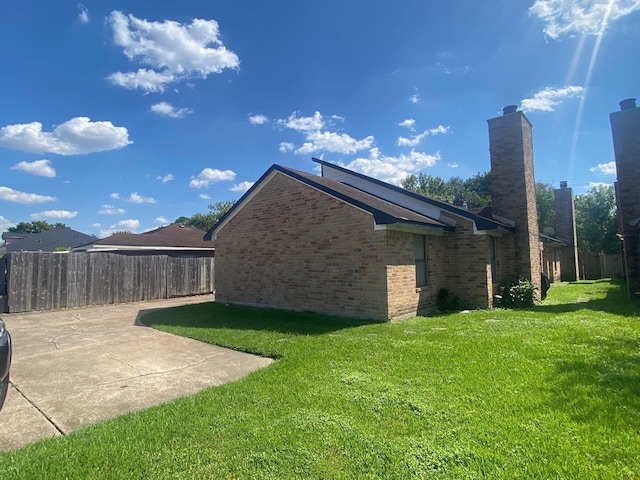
76, 223, 214, 251
6, 228, 95, 253
205, 164, 454, 241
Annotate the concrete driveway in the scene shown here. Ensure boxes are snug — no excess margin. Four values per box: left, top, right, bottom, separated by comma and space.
0, 295, 273, 451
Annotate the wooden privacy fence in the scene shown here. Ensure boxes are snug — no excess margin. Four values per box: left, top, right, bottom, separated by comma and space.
2, 252, 214, 313
579, 253, 624, 280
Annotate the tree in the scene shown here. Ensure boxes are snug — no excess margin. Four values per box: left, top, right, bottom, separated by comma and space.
535, 182, 555, 232
461, 172, 491, 208
575, 184, 619, 254
401, 171, 491, 208
177, 200, 236, 232
7, 221, 69, 233
401, 173, 454, 203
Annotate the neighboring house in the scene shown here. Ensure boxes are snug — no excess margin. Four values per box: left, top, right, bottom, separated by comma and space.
205, 105, 579, 321
74, 223, 215, 257
2, 229, 95, 253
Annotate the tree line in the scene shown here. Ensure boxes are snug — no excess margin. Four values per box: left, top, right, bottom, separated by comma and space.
401, 172, 618, 255
6, 178, 617, 255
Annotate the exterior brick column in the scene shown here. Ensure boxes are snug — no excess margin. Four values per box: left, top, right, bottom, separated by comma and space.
554, 182, 579, 281
488, 105, 542, 293
610, 98, 640, 299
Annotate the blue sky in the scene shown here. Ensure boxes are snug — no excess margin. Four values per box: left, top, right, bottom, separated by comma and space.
1, 1, 638, 237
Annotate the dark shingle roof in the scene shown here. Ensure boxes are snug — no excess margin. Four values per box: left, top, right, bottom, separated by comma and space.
313, 158, 514, 232
205, 164, 454, 240
6, 228, 95, 252
86, 223, 211, 248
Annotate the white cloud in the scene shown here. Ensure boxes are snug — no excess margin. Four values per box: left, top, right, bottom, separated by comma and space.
249, 114, 269, 125
278, 111, 325, 132
279, 142, 295, 153
155, 216, 169, 224
0, 117, 132, 155
339, 147, 441, 185
448, 162, 459, 168
77, 3, 89, 23
156, 173, 174, 183
127, 192, 156, 204
396, 125, 451, 147
529, 0, 640, 39
0, 186, 56, 204
0, 215, 15, 231
110, 193, 121, 200
199, 193, 211, 200
10, 159, 56, 177
397, 119, 416, 130
296, 131, 375, 155
98, 205, 126, 215
106, 11, 239, 93
409, 94, 420, 104
117, 219, 140, 230
150, 102, 192, 118
100, 218, 140, 237
30, 210, 78, 220
230, 181, 255, 192
590, 161, 616, 175
189, 168, 236, 188
588, 181, 612, 189
521, 86, 585, 112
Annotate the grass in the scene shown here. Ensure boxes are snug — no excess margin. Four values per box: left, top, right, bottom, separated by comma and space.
1, 279, 639, 479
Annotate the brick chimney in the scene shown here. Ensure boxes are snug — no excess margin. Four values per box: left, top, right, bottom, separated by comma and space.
488, 105, 541, 292
610, 98, 640, 298
554, 181, 579, 281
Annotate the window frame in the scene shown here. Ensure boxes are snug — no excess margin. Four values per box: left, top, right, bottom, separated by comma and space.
414, 234, 427, 288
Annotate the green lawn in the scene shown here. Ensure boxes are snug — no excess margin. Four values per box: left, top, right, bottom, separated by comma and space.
2, 280, 639, 479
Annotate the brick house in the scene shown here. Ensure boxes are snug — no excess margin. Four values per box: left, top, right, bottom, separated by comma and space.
206, 106, 576, 320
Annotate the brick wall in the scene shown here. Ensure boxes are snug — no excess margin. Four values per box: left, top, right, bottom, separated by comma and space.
446, 218, 494, 308
385, 230, 447, 319
214, 172, 390, 320
488, 108, 542, 295
610, 100, 640, 297
554, 185, 579, 281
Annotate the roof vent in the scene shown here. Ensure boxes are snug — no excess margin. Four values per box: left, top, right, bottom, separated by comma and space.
559, 180, 568, 189
620, 98, 637, 111
503, 105, 518, 115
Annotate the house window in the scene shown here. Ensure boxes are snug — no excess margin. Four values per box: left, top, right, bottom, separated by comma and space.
489, 236, 498, 283
414, 234, 427, 287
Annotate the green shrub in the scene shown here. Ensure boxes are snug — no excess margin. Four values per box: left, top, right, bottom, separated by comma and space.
436, 288, 462, 312
497, 277, 538, 308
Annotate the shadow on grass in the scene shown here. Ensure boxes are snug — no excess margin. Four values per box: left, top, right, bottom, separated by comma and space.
548, 335, 640, 422
534, 280, 640, 317
140, 301, 380, 336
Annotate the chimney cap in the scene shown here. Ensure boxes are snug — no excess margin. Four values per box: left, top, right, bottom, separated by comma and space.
560, 180, 568, 189
503, 105, 518, 115
619, 98, 637, 110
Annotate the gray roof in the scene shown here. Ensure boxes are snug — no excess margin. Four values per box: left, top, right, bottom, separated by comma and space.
6, 228, 95, 252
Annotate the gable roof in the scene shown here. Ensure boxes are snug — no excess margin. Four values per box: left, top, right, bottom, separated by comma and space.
6, 228, 95, 252
313, 158, 515, 233
75, 223, 214, 252
204, 164, 454, 241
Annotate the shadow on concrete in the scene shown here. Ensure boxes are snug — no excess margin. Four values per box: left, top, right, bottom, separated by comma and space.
138, 301, 380, 336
